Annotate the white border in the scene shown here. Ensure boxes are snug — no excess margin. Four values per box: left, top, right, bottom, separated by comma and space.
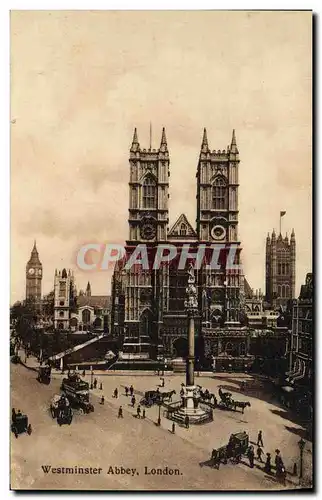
2, 3, 318, 499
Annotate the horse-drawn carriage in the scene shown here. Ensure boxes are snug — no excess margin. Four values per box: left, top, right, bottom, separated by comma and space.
140, 389, 176, 407
218, 388, 251, 414
11, 409, 32, 438
11, 355, 21, 364
50, 394, 73, 426
212, 431, 249, 466
37, 365, 51, 385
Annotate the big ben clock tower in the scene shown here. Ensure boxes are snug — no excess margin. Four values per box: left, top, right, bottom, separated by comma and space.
26, 241, 42, 303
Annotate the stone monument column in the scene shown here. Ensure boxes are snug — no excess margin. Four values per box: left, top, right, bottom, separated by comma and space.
186, 309, 195, 387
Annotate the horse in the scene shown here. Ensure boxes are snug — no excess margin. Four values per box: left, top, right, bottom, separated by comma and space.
200, 389, 217, 405
233, 401, 251, 414
160, 390, 176, 402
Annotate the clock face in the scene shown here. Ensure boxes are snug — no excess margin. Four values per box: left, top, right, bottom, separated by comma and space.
28, 268, 35, 275
140, 222, 156, 240
211, 225, 226, 241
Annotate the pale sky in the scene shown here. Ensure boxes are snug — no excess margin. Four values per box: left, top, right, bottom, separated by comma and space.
10, 10, 312, 304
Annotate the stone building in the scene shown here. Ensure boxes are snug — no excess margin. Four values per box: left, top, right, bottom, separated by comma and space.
265, 229, 296, 308
70, 282, 110, 333
111, 128, 250, 365
53, 268, 76, 330
285, 272, 313, 413
54, 272, 110, 333
25, 241, 42, 305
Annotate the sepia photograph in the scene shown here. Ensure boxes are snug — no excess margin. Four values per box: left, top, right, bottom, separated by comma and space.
10, 10, 312, 491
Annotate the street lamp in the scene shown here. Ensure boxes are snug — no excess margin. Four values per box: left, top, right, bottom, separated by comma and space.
298, 438, 306, 480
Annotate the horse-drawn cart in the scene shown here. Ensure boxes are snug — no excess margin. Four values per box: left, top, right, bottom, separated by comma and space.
212, 431, 249, 466
11, 410, 32, 438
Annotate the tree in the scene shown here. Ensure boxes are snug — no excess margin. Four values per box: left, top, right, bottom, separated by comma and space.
10, 298, 39, 347
42, 290, 54, 319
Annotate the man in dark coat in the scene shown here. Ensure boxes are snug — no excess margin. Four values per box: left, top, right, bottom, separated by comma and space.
257, 445, 264, 462
247, 446, 255, 468
257, 430, 264, 447
264, 453, 272, 474
118, 406, 123, 418
131, 395, 136, 407
137, 405, 141, 419
130, 385, 134, 396
184, 415, 189, 429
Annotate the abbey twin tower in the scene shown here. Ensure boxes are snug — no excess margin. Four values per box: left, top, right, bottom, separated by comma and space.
111, 127, 255, 361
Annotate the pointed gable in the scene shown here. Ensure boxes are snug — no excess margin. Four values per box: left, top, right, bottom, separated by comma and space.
168, 214, 197, 239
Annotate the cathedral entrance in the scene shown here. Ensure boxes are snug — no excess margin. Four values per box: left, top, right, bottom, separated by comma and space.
173, 337, 188, 358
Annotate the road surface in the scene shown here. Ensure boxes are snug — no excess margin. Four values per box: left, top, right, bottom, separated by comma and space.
10, 363, 311, 491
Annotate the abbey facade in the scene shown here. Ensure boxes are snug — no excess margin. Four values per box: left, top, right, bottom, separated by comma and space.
110, 127, 260, 365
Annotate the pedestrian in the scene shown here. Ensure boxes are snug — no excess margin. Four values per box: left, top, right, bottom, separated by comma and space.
118, 406, 123, 418
172, 422, 175, 434
293, 462, 297, 476
90, 383, 93, 390
264, 453, 272, 474
130, 385, 134, 396
125, 386, 129, 397
131, 395, 136, 407
93, 378, 97, 389
100, 396, 105, 405
114, 388, 118, 398
137, 405, 141, 419
247, 446, 255, 468
257, 445, 264, 462
184, 415, 189, 429
82, 369, 86, 376
99, 382, 103, 390
257, 430, 264, 447
142, 409, 146, 419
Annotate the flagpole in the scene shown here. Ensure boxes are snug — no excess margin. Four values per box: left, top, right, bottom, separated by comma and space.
280, 214, 281, 235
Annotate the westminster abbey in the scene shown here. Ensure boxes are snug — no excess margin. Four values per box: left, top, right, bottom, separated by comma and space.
110, 127, 265, 365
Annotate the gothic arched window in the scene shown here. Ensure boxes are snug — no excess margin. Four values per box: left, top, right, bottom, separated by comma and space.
226, 342, 233, 355
82, 309, 91, 325
142, 175, 157, 209
240, 342, 246, 356
140, 309, 153, 338
180, 223, 187, 236
212, 176, 227, 210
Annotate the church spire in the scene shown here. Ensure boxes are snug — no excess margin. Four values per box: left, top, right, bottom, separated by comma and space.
230, 129, 239, 153
86, 281, 91, 297
130, 127, 140, 152
160, 127, 168, 152
201, 128, 209, 152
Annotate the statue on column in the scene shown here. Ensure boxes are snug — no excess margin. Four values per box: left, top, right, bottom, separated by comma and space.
184, 263, 198, 309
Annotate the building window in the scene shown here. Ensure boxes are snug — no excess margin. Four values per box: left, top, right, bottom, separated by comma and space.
180, 223, 187, 236
240, 342, 246, 356
59, 311, 64, 317
226, 342, 233, 355
212, 176, 227, 210
82, 309, 91, 325
59, 281, 66, 297
142, 175, 156, 209
60, 300, 64, 306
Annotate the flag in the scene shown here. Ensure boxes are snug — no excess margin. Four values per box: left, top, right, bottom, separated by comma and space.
280, 211, 286, 217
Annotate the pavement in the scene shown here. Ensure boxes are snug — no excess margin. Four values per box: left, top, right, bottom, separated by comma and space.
10, 352, 313, 491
